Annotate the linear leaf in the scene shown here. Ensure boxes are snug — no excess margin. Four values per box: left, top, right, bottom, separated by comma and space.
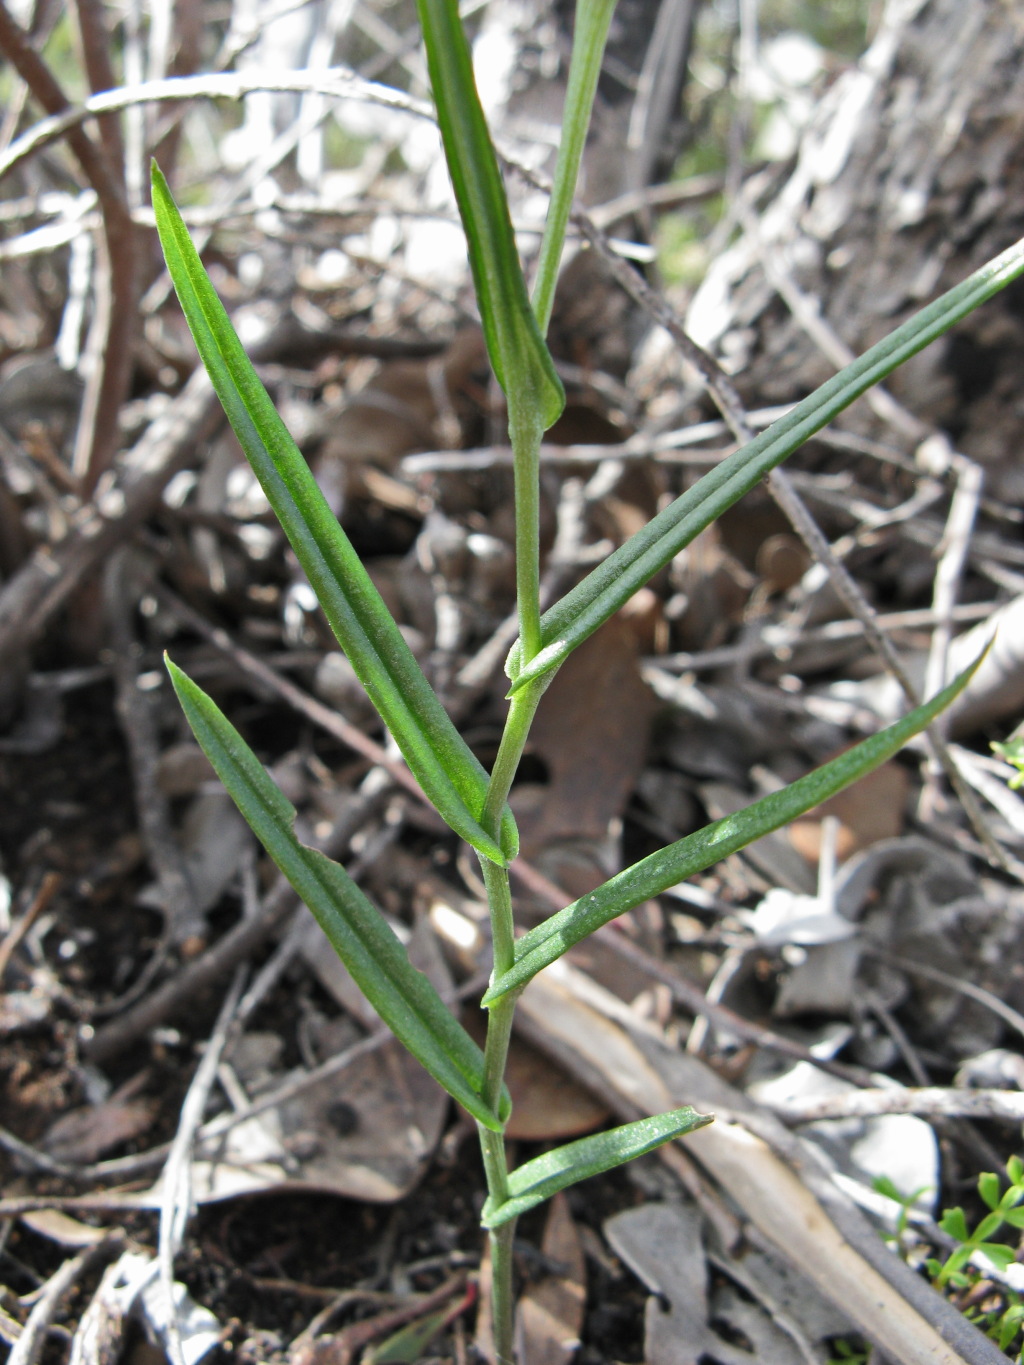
484, 649, 986, 1005
481, 1107, 712, 1228
166, 656, 509, 1132
531, 0, 618, 336
152, 163, 516, 867
415, 0, 564, 441
507, 236, 1024, 690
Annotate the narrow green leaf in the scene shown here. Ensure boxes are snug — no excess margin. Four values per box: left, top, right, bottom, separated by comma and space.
414, 0, 564, 441
532, 0, 618, 336
484, 650, 986, 1005
507, 235, 1024, 690
151, 163, 516, 867
364, 1303, 454, 1364
999, 1312, 1023, 1351
165, 656, 510, 1132
481, 1107, 712, 1228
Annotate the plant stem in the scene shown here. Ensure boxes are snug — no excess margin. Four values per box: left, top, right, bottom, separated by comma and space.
482, 680, 548, 839
475, 677, 549, 1361
488, 1220, 517, 1365
476, 878, 518, 1361
508, 395, 546, 662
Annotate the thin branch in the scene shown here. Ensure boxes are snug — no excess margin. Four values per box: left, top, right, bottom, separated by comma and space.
157, 969, 245, 1365
0, 0, 137, 494
72, 0, 125, 173
0, 68, 433, 183
768, 1087, 1024, 1125
7, 1238, 123, 1365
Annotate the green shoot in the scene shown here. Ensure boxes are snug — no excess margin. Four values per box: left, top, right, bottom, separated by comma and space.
928, 1156, 1024, 1290
992, 732, 1024, 790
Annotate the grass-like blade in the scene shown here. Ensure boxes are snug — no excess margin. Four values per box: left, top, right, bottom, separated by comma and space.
507, 235, 1024, 690
415, 0, 564, 440
152, 164, 516, 867
166, 656, 510, 1132
481, 1107, 712, 1228
484, 648, 987, 1005
531, 0, 618, 336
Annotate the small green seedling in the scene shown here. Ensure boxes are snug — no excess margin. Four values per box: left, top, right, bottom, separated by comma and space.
151, 1, 1024, 1354
992, 732, 1024, 790
873, 1174, 934, 1247
827, 1337, 870, 1365
874, 1164, 1024, 1355
926, 1158, 1024, 1355
928, 1156, 1024, 1290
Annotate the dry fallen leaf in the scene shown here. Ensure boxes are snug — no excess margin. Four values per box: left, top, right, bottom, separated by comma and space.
513, 613, 656, 897
20, 1208, 111, 1247
464, 1012, 609, 1141
43, 1073, 156, 1164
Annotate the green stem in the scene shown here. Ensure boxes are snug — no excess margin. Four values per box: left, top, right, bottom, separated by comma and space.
477, 996, 518, 1362
509, 394, 545, 662
477, 945, 518, 1359
532, 0, 618, 337
483, 680, 548, 837
475, 676, 548, 1362
488, 1220, 518, 1365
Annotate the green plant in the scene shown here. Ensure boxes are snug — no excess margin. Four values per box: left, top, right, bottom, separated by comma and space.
150, 0, 1024, 1355
992, 731, 1024, 790
877, 1161, 1024, 1355
873, 1175, 934, 1247
928, 1157, 1024, 1288
926, 1157, 1024, 1355
826, 1337, 870, 1365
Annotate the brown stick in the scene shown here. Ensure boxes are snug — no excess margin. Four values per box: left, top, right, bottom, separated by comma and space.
72, 0, 125, 173
0, 0, 138, 494
0, 367, 218, 668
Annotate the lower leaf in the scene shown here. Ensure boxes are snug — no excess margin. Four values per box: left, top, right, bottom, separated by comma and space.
166, 656, 510, 1131
484, 647, 988, 1005
481, 1107, 713, 1228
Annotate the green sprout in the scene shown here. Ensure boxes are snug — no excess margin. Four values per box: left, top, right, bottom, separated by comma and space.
928, 1156, 1024, 1291
827, 1337, 870, 1365
150, 0, 1024, 1352
926, 1158, 1024, 1356
992, 733, 1024, 790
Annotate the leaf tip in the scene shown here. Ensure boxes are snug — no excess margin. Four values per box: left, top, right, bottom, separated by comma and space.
151, 158, 169, 198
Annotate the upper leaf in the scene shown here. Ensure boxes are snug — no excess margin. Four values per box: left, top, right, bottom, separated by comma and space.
166, 656, 510, 1132
414, 0, 564, 440
507, 235, 1024, 690
531, 0, 618, 336
481, 1107, 712, 1227
979, 1171, 1002, 1212
483, 649, 987, 1004
152, 163, 516, 866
